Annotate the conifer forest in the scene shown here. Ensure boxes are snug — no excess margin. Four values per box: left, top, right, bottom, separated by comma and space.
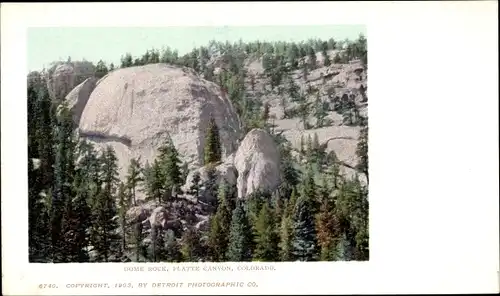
28, 34, 369, 263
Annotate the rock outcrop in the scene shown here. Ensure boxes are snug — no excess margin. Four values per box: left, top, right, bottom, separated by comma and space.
234, 128, 280, 199
46, 61, 96, 102
78, 64, 242, 185
64, 77, 98, 125
182, 159, 238, 203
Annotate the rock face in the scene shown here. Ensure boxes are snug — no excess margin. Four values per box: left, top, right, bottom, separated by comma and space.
234, 128, 280, 199
46, 61, 96, 102
64, 77, 98, 125
182, 159, 238, 203
78, 64, 242, 184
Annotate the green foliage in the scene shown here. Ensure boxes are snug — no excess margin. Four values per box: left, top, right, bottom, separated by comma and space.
208, 181, 232, 261
181, 227, 203, 262
90, 146, 120, 262
226, 200, 253, 262
52, 104, 78, 262
95, 60, 109, 78
356, 127, 369, 182
158, 140, 183, 199
117, 182, 129, 253
253, 202, 279, 261
143, 160, 163, 203
28, 34, 369, 263
203, 117, 222, 166
290, 192, 319, 261
126, 157, 143, 206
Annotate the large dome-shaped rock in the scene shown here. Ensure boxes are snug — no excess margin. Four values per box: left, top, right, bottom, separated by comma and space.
64, 77, 98, 125
46, 61, 96, 102
234, 128, 280, 199
78, 64, 242, 183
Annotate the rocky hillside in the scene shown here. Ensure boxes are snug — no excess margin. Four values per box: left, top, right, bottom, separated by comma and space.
28, 36, 369, 263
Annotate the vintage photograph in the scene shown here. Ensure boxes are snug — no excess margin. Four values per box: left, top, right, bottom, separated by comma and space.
27, 25, 368, 263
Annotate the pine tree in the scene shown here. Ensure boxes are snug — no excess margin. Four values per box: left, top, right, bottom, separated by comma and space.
34, 83, 55, 190
291, 193, 318, 261
287, 75, 300, 102
203, 117, 222, 165
202, 165, 219, 207
63, 169, 92, 263
27, 83, 39, 159
143, 159, 164, 203
117, 182, 129, 254
95, 60, 109, 78
158, 140, 182, 200
356, 127, 368, 183
278, 206, 293, 261
253, 202, 279, 261
314, 94, 328, 128
188, 172, 201, 198
125, 157, 142, 206
322, 48, 331, 67
90, 146, 120, 262
28, 158, 51, 261
51, 103, 77, 262
315, 181, 338, 261
307, 46, 316, 69
226, 200, 253, 261
207, 180, 232, 261
181, 227, 203, 262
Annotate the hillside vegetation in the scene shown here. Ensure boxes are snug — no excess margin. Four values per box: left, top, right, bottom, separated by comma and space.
28, 34, 368, 263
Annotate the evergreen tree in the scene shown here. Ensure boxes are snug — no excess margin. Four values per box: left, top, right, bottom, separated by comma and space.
290, 193, 318, 261
314, 94, 328, 128
253, 202, 279, 261
322, 48, 331, 67
143, 160, 164, 203
126, 157, 142, 206
286, 43, 300, 69
90, 146, 120, 262
301, 165, 319, 215
226, 200, 253, 262
121, 53, 133, 68
307, 46, 316, 69
203, 117, 222, 165
28, 158, 51, 261
327, 38, 336, 50
207, 181, 232, 261
202, 165, 219, 207
315, 181, 338, 261
95, 60, 109, 78
117, 182, 129, 253
51, 104, 77, 262
287, 75, 300, 102
333, 233, 353, 261
34, 83, 55, 190
158, 140, 182, 200
278, 204, 294, 261
356, 127, 369, 182
181, 227, 203, 262
188, 172, 201, 198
